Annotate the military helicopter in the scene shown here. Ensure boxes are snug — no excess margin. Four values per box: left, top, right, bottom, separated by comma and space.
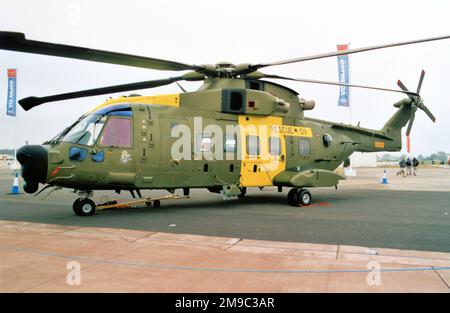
1, 31, 448, 216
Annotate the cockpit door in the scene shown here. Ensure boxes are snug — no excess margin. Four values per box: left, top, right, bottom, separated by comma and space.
97, 116, 135, 186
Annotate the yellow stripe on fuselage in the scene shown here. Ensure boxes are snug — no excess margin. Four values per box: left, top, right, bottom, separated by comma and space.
270, 125, 313, 137
89, 93, 180, 113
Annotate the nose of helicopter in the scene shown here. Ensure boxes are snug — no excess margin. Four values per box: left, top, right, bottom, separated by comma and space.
16, 145, 48, 193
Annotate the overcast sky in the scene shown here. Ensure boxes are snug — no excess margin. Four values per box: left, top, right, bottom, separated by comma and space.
0, 0, 449, 156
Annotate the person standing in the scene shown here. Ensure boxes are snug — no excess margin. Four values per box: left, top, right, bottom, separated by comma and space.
397, 158, 406, 177
406, 157, 412, 176
412, 157, 419, 176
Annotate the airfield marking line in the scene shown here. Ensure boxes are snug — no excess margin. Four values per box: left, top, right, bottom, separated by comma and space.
2, 244, 450, 275
19, 259, 101, 293
223, 238, 243, 251
231, 244, 337, 256
0, 223, 84, 236
13, 239, 158, 292
432, 266, 450, 290
341, 251, 450, 263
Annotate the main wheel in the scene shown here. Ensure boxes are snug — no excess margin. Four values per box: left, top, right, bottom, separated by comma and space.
153, 200, 161, 208
73, 198, 96, 216
287, 188, 299, 206
72, 198, 81, 211
238, 187, 247, 199
298, 189, 312, 206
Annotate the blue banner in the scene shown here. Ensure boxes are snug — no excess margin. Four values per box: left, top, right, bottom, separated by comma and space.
6, 69, 17, 116
337, 45, 350, 107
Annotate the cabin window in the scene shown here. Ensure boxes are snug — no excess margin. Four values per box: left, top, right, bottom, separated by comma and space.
224, 133, 237, 152
247, 80, 264, 91
69, 146, 88, 162
196, 133, 213, 153
299, 139, 311, 156
246, 135, 260, 156
269, 136, 281, 156
224, 133, 237, 160
225, 138, 236, 153
99, 117, 132, 148
91, 150, 104, 162
322, 133, 333, 147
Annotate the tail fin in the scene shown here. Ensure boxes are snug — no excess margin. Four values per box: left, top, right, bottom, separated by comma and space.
381, 98, 413, 138
377, 98, 413, 152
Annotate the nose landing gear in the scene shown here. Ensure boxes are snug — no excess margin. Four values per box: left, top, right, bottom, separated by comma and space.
73, 190, 96, 216
287, 188, 312, 206
73, 198, 96, 216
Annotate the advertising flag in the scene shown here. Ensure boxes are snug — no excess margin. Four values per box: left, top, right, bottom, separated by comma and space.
6, 69, 17, 116
337, 44, 350, 107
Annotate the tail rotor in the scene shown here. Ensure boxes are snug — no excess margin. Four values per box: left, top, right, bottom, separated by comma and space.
397, 70, 436, 136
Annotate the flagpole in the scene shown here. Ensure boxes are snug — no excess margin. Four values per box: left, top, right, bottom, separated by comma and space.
14, 68, 18, 168
348, 42, 352, 125
13, 68, 19, 169
13, 98, 17, 167
6, 68, 19, 169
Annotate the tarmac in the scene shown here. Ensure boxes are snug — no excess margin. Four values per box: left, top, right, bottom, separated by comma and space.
0, 161, 449, 292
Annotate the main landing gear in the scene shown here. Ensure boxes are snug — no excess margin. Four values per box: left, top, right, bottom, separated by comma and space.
287, 188, 312, 207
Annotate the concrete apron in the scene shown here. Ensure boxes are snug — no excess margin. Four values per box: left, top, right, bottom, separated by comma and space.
0, 220, 449, 292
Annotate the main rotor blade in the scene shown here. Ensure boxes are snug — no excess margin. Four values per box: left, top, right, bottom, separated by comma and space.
417, 70, 425, 94
406, 111, 415, 136
246, 35, 450, 74
262, 74, 419, 97
0, 32, 202, 71
18, 76, 188, 111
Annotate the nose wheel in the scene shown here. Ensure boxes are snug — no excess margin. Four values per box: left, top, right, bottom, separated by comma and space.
287, 188, 312, 206
73, 198, 96, 216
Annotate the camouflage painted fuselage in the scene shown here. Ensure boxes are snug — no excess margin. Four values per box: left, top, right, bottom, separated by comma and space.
44, 78, 407, 193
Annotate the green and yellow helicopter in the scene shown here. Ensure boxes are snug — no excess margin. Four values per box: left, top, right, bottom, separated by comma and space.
1, 32, 448, 216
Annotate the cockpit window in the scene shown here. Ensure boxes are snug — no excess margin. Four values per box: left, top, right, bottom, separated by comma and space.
60, 105, 132, 146
99, 117, 132, 148
62, 115, 107, 146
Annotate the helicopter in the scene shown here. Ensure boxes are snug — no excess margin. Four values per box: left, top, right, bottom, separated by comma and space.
1, 31, 448, 216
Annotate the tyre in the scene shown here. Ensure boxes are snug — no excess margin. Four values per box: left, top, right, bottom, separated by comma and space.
238, 187, 247, 199
298, 189, 312, 206
73, 198, 96, 216
72, 198, 81, 211
287, 188, 298, 206
153, 200, 161, 208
